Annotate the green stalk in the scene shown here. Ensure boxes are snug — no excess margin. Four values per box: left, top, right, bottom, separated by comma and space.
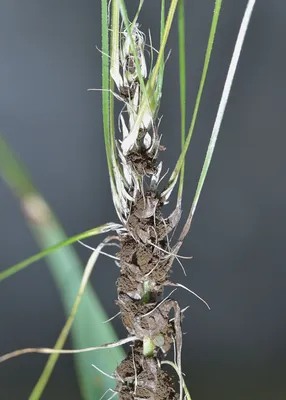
177, 0, 186, 203
158, 0, 166, 98
109, 0, 118, 171
163, 0, 222, 199
150, 0, 179, 91
101, 0, 114, 184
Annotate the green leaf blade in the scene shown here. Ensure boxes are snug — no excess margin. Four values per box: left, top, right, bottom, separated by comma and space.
162, 0, 223, 201
28, 225, 124, 400
0, 134, 124, 399
0, 223, 120, 282
177, 0, 186, 202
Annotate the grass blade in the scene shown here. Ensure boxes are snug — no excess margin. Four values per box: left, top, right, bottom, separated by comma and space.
101, 0, 114, 186
177, 0, 186, 203
149, 0, 179, 91
0, 135, 35, 196
28, 237, 120, 400
162, 0, 223, 201
158, 0, 166, 95
0, 223, 120, 282
101, 0, 110, 163
178, 0, 256, 243
109, 0, 119, 149
0, 135, 124, 399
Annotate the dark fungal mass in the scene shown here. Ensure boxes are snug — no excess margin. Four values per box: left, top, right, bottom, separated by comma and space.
116, 343, 179, 400
114, 172, 183, 397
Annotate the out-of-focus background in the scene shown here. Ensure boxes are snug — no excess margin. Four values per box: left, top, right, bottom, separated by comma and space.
1, 1, 286, 399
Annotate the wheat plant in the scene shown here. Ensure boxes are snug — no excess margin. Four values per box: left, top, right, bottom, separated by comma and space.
0, 0, 256, 399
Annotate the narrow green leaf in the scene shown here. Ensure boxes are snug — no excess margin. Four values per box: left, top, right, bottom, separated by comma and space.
0, 135, 35, 196
158, 0, 166, 96
0, 134, 124, 399
101, 0, 114, 185
109, 0, 120, 148
131, 0, 144, 26
0, 223, 120, 282
177, 0, 256, 244
177, 0, 186, 203
28, 233, 124, 400
162, 0, 222, 201
149, 0, 179, 91
188, 0, 256, 221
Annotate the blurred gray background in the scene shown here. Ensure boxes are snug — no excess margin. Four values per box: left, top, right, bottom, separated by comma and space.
1, 0, 286, 399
